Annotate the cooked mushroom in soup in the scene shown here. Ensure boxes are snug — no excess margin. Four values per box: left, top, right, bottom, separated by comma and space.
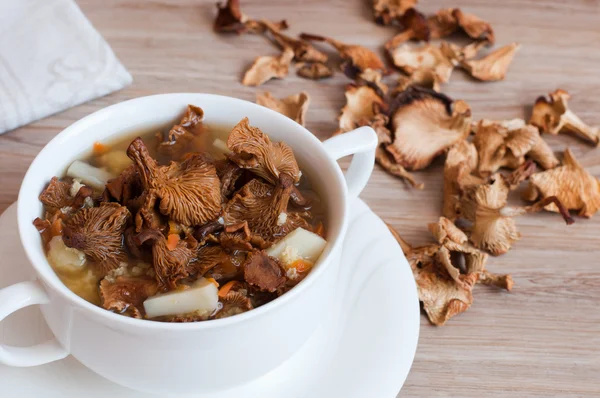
33, 105, 327, 322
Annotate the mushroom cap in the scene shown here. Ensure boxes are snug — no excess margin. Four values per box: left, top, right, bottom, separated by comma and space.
99, 276, 159, 318
227, 117, 300, 184
461, 43, 520, 82
127, 137, 221, 227
243, 251, 286, 292
386, 87, 472, 170
62, 202, 131, 275
525, 148, 600, 217
256, 91, 310, 127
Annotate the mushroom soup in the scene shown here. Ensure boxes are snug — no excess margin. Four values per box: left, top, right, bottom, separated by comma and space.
33, 105, 327, 322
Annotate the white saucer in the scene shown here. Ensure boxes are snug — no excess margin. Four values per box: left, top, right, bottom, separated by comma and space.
0, 199, 419, 398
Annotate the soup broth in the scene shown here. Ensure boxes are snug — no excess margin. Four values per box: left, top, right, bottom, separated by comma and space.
33, 105, 327, 322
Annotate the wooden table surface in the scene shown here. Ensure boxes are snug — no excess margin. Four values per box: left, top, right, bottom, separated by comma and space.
1, 0, 600, 396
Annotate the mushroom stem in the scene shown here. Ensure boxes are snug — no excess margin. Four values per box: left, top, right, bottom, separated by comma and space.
127, 138, 160, 188
500, 196, 574, 225
299, 33, 345, 51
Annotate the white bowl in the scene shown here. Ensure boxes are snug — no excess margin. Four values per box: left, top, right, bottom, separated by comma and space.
0, 94, 377, 394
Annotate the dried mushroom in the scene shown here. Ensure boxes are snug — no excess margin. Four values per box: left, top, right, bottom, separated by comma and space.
223, 178, 308, 241
243, 250, 286, 292
338, 84, 386, 133
188, 245, 232, 276
368, 113, 423, 189
523, 148, 600, 217
299, 33, 386, 76
387, 43, 454, 85
384, 8, 430, 49
394, 69, 442, 93
214, 0, 287, 34
61, 203, 130, 274
453, 9, 495, 45
460, 174, 573, 255
427, 8, 457, 39
372, 0, 417, 25
296, 62, 334, 80
127, 138, 221, 227
529, 89, 599, 146
135, 229, 197, 288
227, 117, 300, 184
242, 47, 295, 87
440, 41, 487, 64
443, 140, 483, 220
39, 177, 73, 209
428, 8, 494, 45
386, 87, 472, 170
99, 276, 158, 318
105, 164, 143, 206
460, 42, 520, 82
215, 291, 254, 319
256, 91, 310, 126
472, 119, 558, 176
388, 217, 511, 326
156, 105, 204, 157
261, 21, 328, 63
478, 270, 514, 290
214, 159, 244, 203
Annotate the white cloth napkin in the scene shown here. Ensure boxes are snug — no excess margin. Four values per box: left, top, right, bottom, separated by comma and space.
0, 0, 132, 134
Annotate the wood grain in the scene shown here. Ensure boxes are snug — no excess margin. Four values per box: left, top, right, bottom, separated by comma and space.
1, 0, 599, 396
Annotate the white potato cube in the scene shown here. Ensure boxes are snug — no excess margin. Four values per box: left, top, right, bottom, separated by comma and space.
66, 160, 115, 191
212, 138, 232, 157
47, 236, 87, 271
97, 150, 132, 175
266, 227, 327, 266
143, 278, 218, 318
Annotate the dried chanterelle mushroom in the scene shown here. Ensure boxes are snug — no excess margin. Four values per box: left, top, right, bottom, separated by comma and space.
523, 148, 600, 218
296, 62, 334, 80
443, 140, 483, 221
428, 8, 495, 45
388, 217, 512, 326
472, 118, 559, 177
242, 47, 295, 87
386, 87, 472, 171
223, 178, 308, 242
460, 42, 521, 82
387, 43, 455, 86
384, 8, 430, 49
62, 203, 130, 275
227, 117, 300, 185
261, 20, 328, 63
394, 69, 442, 93
458, 171, 573, 255
127, 137, 221, 227
100, 276, 158, 319
529, 89, 600, 146
214, 0, 287, 34
337, 83, 386, 133
372, 0, 418, 25
256, 91, 310, 126
156, 105, 205, 157
299, 33, 386, 78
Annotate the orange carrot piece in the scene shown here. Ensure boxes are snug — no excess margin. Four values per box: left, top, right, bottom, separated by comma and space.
206, 277, 219, 288
290, 259, 312, 273
93, 141, 109, 156
166, 234, 180, 251
218, 280, 238, 298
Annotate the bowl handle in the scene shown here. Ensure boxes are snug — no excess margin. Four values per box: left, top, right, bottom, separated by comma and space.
0, 280, 68, 366
322, 126, 378, 198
